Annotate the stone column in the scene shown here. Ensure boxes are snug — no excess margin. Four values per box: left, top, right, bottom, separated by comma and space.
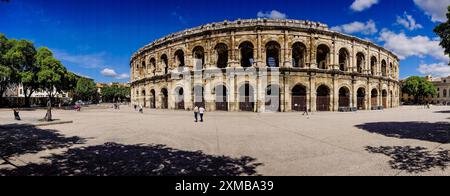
309, 34, 317, 69
309, 73, 317, 112
283, 31, 291, 68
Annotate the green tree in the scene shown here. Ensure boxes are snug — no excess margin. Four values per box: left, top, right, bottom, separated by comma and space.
402, 76, 437, 104
75, 77, 97, 102
0, 34, 16, 106
434, 6, 450, 63
36, 48, 67, 121
101, 85, 130, 103
4, 40, 38, 107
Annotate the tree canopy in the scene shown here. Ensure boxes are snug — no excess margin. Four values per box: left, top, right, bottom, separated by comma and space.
75, 77, 97, 102
402, 76, 437, 104
434, 6, 450, 63
101, 85, 130, 103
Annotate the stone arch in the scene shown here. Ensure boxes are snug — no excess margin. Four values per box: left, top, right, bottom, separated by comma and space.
370, 56, 377, 76
316, 85, 331, 111
357, 87, 366, 110
193, 46, 205, 70
291, 84, 307, 111
371, 88, 378, 107
265, 41, 281, 67
174, 86, 185, 110
215, 43, 229, 69
160, 54, 169, 75
239, 83, 255, 112
338, 48, 350, 71
149, 58, 156, 75
338, 86, 350, 107
174, 49, 185, 67
265, 84, 281, 112
356, 52, 365, 74
239, 41, 254, 68
215, 84, 228, 111
381, 60, 387, 77
317, 44, 330, 69
382, 89, 388, 108
141, 89, 147, 107
193, 85, 205, 108
161, 88, 169, 109
292, 42, 307, 68
150, 89, 156, 108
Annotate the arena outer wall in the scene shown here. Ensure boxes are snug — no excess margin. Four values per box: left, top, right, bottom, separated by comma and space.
130, 19, 400, 112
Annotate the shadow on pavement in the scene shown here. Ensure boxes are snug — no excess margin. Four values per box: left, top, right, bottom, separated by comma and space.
366, 146, 450, 173
356, 121, 450, 143
434, 110, 450, 114
0, 124, 86, 159
0, 142, 262, 176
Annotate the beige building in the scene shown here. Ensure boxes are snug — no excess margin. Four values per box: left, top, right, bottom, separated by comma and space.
425, 76, 450, 105
130, 19, 400, 112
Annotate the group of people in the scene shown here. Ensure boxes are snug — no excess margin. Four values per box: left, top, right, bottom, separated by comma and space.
193, 106, 205, 122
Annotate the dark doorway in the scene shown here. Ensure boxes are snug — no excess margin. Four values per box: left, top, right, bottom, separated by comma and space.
338, 87, 350, 107
161, 88, 168, 109
316, 85, 330, 111
239, 83, 255, 112
371, 89, 378, 107
357, 88, 366, 110
175, 87, 184, 110
292, 85, 307, 112
215, 85, 228, 111
193, 85, 205, 108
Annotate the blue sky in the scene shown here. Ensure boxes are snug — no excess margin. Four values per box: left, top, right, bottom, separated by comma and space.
1, 0, 449, 82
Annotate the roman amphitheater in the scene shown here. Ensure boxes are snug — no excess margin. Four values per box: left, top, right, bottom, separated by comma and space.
130, 19, 400, 112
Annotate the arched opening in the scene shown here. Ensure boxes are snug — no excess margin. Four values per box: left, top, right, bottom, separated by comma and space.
150, 58, 156, 76
215, 85, 228, 111
371, 89, 378, 107
150, 89, 156, 109
266, 41, 281, 67
142, 61, 147, 75
161, 54, 169, 75
370, 56, 377, 76
316, 85, 331, 111
193, 46, 205, 70
389, 63, 393, 78
381, 60, 387, 77
265, 84, 280, 112
175, 87, 184, 110
357, 88, 366, 110
240, 41, 254, 68
292, 84, 307, 111
292, 42, 307, 68
317, 44, 330, 69
356, 52, 365, 74
239, 83, 255, 112
382, 90, 388, 108
141, 90, 146, 107
174, 50, 185, 67
338, 87, 350, 108
339, 48, 350, 71
193, 85, 205, 108
161, 88, 168, 109
215, 43, 228, 68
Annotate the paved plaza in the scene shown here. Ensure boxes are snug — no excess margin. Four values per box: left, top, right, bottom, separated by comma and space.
1, 105, 450, 176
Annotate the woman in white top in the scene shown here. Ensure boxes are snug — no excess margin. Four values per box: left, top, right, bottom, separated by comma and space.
199, 106, 205, 122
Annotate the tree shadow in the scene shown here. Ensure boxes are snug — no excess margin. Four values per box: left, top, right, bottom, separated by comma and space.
0, 142, 263, 176
355, 122, 450, 143
434, 110, 450, 114
0, 124, 86, 159
366, 146, 450, 173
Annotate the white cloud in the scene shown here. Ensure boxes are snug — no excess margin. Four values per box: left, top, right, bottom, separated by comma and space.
418, 62, 450, 77
101, 68, 129, 80
378, 29, 449, 62
257, 10, 287, 19
331, 20, 378, 35
350, 0, 380, 12
396, 12, 423, 30
53, 49, 106, 69
414, 0, 450, 22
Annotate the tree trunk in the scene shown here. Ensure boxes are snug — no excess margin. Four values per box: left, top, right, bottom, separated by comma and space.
44, 94, 53, 121
24, 89, 33, 108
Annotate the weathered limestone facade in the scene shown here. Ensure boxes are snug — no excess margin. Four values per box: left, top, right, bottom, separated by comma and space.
130, 19, 400, 112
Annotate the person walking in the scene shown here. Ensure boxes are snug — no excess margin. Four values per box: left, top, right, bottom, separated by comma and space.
193, 106, 199, 122
302, 105, 309, 116
139, 104, 143, 113
199, 106, 205, 122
